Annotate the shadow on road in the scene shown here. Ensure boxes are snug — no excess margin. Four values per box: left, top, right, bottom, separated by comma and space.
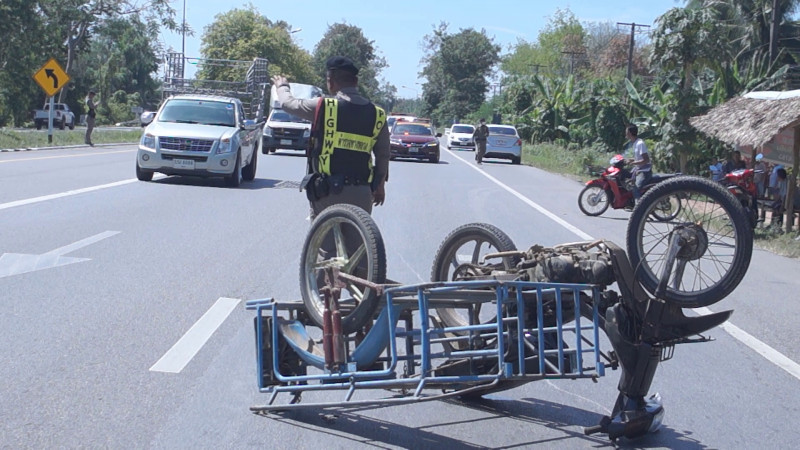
152, 176, 300, 190
252, 395, 706, 449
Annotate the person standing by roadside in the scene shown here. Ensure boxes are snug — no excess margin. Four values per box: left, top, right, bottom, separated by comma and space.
753, 153, 767, 198
625, 124, 651, 201
473, 118, 489, 164
271, 56, 389, 219
85, 90, 97, 147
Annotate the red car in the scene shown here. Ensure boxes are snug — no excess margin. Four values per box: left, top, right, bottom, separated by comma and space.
389, 121, 442, 163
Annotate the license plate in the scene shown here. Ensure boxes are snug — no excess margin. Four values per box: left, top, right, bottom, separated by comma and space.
173, 158, 195, 170
280, 139, 292, 145
409, 147, 419, 153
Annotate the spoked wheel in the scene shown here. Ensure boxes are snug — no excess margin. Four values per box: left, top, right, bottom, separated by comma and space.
299, 204, 386, 334
578, 185, 610, 216
649, 194, 683, 221
626, 176, 753, 308
430, 223, 519, 328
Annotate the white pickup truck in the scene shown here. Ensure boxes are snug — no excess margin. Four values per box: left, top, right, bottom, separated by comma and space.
33, 103, 76, 130
136, 94, 262, 187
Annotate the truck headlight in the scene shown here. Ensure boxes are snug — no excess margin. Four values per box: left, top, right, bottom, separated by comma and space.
217, 138, 232, 153
141, 133, 156, 150
263, 127, 272, 137
303, 128, 310, 138
390, 138, 402, 146
424, 141, 439, 148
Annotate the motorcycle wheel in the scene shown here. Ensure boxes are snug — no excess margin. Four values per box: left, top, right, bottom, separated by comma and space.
626, 176, 753, 308
299, 204, 386, 334
649, 194, 683, 221
431, 223, 519, 328
578, 185, 610, 216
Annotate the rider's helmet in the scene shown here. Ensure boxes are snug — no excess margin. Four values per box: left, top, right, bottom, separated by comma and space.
609, 154, 625, 169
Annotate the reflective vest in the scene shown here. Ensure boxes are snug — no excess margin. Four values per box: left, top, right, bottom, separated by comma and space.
313, 98, 385, 183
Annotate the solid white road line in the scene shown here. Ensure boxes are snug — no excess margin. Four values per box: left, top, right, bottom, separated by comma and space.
0, 149, 134, 163
444, 147, 800, 382
150, 297, 241, 374
0, 175, 165, 212
697, 307, 800, 381
445, 148, 593, 240
0, 179, 138, 211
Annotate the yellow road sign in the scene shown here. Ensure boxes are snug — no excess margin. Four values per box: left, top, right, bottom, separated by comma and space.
33, 58, 70, 97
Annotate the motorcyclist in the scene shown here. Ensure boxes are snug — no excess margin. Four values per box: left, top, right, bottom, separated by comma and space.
624, 124, 651, 202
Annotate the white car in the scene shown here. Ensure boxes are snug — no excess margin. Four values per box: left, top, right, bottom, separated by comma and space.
447, 123, 475, 150
485, 124, 522, 164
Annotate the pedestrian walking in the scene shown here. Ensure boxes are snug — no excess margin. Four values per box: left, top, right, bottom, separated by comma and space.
85, 90, 97, 146
473, 118, 489, 164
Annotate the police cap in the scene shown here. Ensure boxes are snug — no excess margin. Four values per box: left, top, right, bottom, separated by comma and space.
325, 56, 359, 75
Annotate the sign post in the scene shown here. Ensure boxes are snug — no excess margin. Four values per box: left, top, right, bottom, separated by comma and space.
32, 58, 70, 144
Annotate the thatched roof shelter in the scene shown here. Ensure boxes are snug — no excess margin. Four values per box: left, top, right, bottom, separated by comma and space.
691, 90, 800, 232
690, 91, 800, 149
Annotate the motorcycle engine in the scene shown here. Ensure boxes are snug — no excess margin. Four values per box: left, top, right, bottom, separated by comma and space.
516, 244, 615, 287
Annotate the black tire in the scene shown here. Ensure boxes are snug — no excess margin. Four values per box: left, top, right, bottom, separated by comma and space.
649, 194, 683, 221
224, 151, 242, 187
135, 161, 153, 181
431, 223, 519, 328
578, 185, 610, 216
300, 204, 387, 334
68, 121, 75, 130
242, 146, 258, 181
429, 152, 440, 163
59, 120, 65, 130
35, 121, 42, 130
626, 176, 753, 308
511, 156, 521, 165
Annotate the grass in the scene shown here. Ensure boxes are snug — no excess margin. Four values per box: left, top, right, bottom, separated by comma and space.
520, 142, 800, 259
0, 127, 142, 150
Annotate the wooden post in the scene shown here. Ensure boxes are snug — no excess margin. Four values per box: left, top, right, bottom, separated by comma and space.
785, 126, 800, 232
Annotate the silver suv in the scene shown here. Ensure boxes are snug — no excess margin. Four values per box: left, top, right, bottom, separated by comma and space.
136, 95, 262, 187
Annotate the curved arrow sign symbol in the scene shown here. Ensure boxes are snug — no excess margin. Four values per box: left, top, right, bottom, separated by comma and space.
0, 231, 119, 279
45, 68, 59, 89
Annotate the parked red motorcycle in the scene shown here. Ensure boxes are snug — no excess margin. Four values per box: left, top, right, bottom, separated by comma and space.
579, 154, 682, 220
722, 168, 759, 227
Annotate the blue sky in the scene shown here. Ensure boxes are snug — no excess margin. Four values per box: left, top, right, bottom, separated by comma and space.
162, 0, 685, 96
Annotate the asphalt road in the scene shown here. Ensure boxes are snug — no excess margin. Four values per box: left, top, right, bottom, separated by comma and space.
1, 142, 799, 448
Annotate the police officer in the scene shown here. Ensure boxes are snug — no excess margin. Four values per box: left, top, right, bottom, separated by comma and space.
473, 118, 489, 164
271, 56, 390, 218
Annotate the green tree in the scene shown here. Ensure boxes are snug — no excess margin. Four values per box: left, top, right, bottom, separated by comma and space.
36, 0, 177, 103
500, 8, 586, 79
650, 7, 728, 172
198, 6, 314, 84
76, 16, 163, 119
312, 23, 388, 104
421, 24, 500, 125
0, 0, 50, 125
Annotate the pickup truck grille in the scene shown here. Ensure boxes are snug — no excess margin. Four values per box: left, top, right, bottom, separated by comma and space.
161, 154, 208, 163
273, 128, 304, 137
159, 137, 214, 152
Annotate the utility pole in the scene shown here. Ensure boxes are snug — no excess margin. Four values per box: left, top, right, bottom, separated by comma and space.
769, 0, 780, 64
617, 22, 650, 80
561, 51, 584, 75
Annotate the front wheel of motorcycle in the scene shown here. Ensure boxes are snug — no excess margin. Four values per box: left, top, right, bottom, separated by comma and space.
578, 185, 610, 216
626, 176, 753, 308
